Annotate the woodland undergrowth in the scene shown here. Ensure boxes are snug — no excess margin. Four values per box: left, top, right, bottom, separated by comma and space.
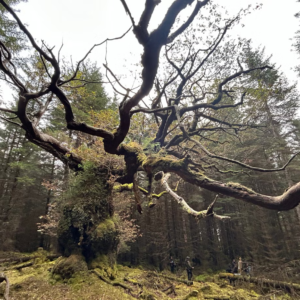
0, 251, 296, 300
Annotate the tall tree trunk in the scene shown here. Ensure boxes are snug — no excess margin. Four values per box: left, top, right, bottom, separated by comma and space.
57, 168, 118, 262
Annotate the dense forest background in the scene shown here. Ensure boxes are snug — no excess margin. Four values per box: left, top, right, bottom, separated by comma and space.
2, 2, 300, 293
2, 48, 300, 283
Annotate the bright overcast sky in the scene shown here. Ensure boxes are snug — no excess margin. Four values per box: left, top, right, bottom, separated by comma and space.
1, 0, 300, 99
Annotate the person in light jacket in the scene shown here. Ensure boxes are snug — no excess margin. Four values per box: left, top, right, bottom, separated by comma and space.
238, 257, 243, 275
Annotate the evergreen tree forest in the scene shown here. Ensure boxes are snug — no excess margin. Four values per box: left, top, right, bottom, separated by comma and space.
1, 1, 300, 299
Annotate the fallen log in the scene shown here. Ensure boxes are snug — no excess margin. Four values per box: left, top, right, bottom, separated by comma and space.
92, 270, 133, 291
219, 273, 300, 293
0, 256, 32, 264
0, 254, 59, 265
8, 261, 33, 271
149, 272, 193, 286
0, 272, 9, 300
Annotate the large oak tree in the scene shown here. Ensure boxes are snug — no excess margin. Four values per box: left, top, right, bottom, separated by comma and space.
1, 0, 300, 257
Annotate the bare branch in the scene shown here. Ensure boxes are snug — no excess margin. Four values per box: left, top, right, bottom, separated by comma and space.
32, 93, 53, 126
0, 115, 22, 127
211, 65, 272, 105
0, 107, 17, 114
167, 0, 210, 44
39, 54, 52, 79
60, 26, 132, 86
133, 0, 159, 44
156, 171, 230, 219
0, 46, 26, 92
0, 0, 54, 64
190, 137, 300, 173
131, 105, 174, 115
197, 111, 263, 129
119, 0, 135, 26
103, 63, 131, 93
181, 92, 247, 114
103, 0, 212, 153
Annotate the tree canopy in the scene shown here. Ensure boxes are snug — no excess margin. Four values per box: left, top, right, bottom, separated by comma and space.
0, 0, 300, 220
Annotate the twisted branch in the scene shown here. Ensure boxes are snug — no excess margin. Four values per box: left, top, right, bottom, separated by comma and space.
155, 171, 230, 220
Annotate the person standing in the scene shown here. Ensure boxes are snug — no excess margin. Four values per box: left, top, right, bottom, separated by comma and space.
185, 256, 194, 281
231, 259, 237, 273
170, 256, 176, 273
238, 257, 243, 275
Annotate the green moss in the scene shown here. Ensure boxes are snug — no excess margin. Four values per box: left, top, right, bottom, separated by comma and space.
95, 218, 116, 238
52, 255, 88, 281
152, 191, 167, 198
113, 183, 133, 191
4, 255, 296, 300
90, 255, 118, 280
142, 156, 190, 174
90, 254, 109, 269
226, 182, 255, 194
122, 142, 147, 164
195, 274, 211, 282
182, 290, 198, 300
56, 164, 118, 258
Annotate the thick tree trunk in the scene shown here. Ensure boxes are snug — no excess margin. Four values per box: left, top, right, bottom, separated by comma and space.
57, 169, 119, 262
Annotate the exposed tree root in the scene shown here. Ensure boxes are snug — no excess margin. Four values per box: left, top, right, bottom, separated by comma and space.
150, 272, 193, 286
162, 283, 176, 296
124, 277, 143, 288
93, 270, 146, 298
92, 269, 133, 291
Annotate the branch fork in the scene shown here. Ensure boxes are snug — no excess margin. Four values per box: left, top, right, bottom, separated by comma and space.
155, 171, 230, 220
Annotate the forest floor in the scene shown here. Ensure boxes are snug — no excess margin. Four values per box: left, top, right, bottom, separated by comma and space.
0, 251, 296, 300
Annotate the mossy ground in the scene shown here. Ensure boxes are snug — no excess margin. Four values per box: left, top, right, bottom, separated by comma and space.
0, 252, 294, 300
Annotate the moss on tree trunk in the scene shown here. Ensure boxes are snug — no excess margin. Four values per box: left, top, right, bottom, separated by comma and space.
57, 163, 119, 262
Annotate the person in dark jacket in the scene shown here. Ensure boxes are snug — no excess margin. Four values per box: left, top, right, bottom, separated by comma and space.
185, 256, 194, 281
170, 256, 176, 273
226, 264, 232, 273
231, 259, 237, 273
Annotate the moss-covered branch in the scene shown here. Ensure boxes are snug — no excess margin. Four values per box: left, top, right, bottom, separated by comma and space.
117, 142, 300, 211
8, 261, 33, 271
113, 183, 167, 199
190, 137, 300, 173
155, 171, 230, 220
